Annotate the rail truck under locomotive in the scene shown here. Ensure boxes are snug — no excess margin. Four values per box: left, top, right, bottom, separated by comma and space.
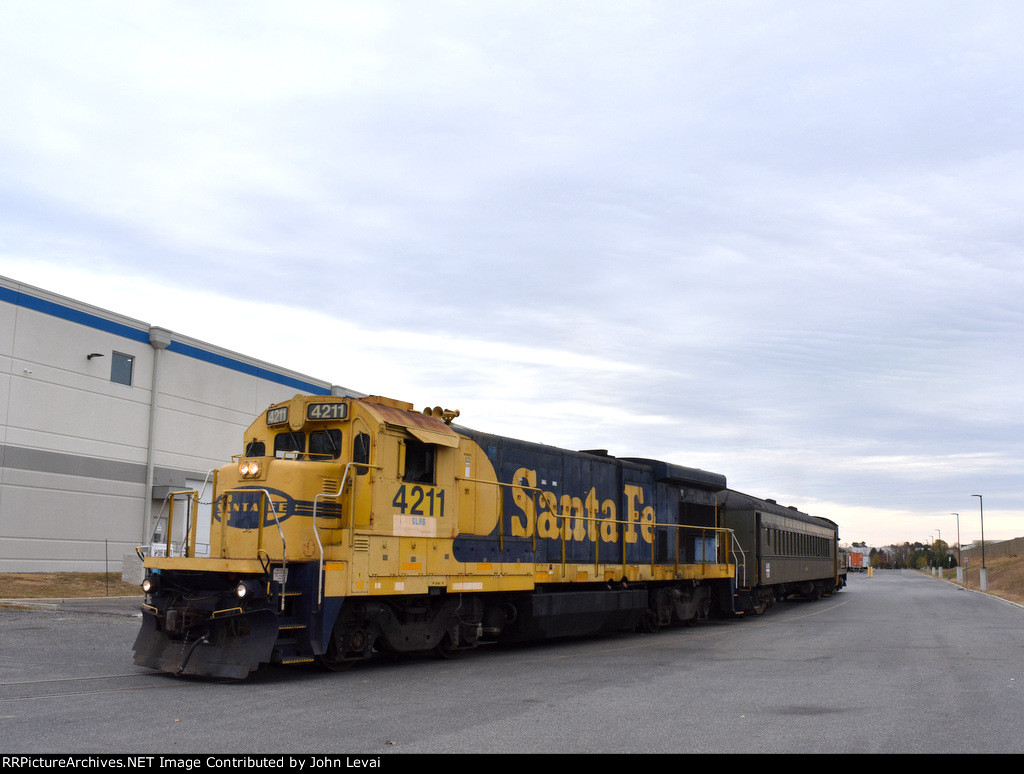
133, 394, 844, 678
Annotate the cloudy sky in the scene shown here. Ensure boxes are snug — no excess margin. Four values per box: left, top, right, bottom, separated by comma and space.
2, 1, 1021, 548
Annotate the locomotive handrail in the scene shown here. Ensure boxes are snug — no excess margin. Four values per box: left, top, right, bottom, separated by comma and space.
728, 530, 748, 587
192, 468, 216, 554
454, 475, 544, 552
219, 488, 287, 607
220, 487, 286, 551
455, 475, 736, 578
149, 494, 175, 556
538, 509, 735, 579
154, 469, 217, 559
312, 461, 380, 606
161, 489, 199, 559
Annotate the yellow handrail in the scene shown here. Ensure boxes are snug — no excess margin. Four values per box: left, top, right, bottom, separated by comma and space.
312, 461, 380, 605
456, 474, 737, 577
533, 508, 735, 578
164, 490, 199, 558
218, 488, 288, 608
455, 475, 542, 552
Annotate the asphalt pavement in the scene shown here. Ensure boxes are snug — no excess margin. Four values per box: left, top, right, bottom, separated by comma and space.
3, 571, 1024, 754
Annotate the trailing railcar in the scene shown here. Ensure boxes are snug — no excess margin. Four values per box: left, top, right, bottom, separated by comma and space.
134, 394, 742, 678
718, 490, 846, 615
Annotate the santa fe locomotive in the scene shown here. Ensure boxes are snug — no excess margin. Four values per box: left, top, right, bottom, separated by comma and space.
133, 394, 845, 678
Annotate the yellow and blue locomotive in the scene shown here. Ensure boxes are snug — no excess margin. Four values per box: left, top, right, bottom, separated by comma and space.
133, 393, 831, 678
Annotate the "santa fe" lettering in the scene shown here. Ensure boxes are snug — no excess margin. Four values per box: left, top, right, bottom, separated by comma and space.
509, 467, 655, 544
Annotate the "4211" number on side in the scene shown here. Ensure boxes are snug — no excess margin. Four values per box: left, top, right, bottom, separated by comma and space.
392, 485, 445, 517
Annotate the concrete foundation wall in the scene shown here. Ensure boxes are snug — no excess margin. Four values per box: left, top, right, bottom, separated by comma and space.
960, 536, 1024, 564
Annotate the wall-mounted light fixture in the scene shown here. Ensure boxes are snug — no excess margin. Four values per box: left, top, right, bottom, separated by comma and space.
87, 353, 105, 360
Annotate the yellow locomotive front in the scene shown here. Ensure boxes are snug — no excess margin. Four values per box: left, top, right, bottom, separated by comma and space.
212, 394, 362, 568
134, 393, 458, 677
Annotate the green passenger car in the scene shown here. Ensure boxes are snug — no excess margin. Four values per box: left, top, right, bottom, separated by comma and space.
718, 490, 845, 615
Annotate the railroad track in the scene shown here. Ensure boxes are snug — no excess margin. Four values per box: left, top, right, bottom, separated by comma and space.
0, 672, 197, 702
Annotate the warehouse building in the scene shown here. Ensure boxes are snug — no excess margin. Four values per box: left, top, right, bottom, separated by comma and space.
0, 275, 359, 572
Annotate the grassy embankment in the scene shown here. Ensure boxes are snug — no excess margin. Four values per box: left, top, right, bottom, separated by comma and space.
926, 553, 1024, 606
0, 572, 143, 599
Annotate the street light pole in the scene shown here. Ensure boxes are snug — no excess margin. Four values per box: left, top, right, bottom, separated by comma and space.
971, 494, 986, 591
936, 528, 942, 577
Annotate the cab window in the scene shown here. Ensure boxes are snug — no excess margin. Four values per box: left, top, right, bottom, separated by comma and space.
354, 433, 371, 475
309, 429, 342, 460
402, 438, 435, 484
274, 432, 304, 458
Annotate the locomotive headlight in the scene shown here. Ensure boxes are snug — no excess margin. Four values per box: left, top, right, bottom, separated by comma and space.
238, 460, 262, 479
235, 579, 258, 599
142, 574, 159, 594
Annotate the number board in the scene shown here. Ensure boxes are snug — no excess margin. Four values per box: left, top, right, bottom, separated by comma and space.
266, 407, 289, 426
307, 402, 348, 421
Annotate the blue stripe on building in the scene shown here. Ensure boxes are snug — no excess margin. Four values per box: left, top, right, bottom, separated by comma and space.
1, 285, 150, 344
2, 284, 331, 395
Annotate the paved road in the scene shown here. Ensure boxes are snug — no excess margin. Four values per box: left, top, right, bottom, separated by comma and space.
1, 571, 1022, 754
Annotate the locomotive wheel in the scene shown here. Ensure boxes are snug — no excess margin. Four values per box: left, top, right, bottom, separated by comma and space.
323, 622, 371, 670
697, 597, 711, 620
640, 590, 673, 632
319, 655, 358, 671
751, 590, 773, 615
321, 630, 360, 671
433, 633, 466, 660
638, 610, 661, 633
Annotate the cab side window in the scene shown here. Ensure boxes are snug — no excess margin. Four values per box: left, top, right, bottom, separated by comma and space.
402, 438, 435, 484
354, 433, 371, 475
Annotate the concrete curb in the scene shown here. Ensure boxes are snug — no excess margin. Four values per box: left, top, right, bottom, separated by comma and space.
0, 595, 143, 616
917, 569, 1024, 611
